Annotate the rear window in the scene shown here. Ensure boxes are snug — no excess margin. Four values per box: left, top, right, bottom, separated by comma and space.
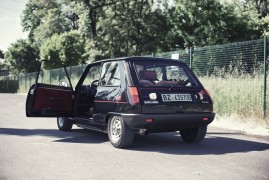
133, 61, 198, 87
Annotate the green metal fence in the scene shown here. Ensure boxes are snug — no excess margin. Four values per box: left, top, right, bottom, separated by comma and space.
153, 38, 267, 119
0, 64, 88, 93
0, 38, 268, 120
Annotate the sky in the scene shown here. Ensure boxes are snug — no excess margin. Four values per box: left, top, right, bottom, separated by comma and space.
0, 0, 28, 52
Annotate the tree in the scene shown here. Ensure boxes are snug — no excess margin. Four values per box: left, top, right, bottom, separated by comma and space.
40, 31, 86, 69
94, 0, 172, 57
221, 0, 263, 38
21, 0, 77, 43
253, 0, 268, 18
168, 0, 261, 48
239, 0, 269, 35
4, 39, 39, 74
19, 0, 265, 64
21, 0, 60, 41
73, 0, 118, 40
33, 8, 72, 44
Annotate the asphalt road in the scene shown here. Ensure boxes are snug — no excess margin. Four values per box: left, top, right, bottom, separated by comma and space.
0, 94, 269, 180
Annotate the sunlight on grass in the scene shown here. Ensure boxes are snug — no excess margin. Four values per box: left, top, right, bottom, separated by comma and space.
200, 76, 269, 128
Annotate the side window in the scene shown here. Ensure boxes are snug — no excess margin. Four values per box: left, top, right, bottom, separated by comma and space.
100, 62, 121, 86
82, 65, 101, 86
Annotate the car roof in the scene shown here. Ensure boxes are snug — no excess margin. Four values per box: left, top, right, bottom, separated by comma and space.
89, 56, 186, 66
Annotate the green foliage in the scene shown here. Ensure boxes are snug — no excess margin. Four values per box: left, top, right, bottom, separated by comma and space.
21, 0, 61, 40
4, 39, 39, 74
83, 40, 109, 62
11, 0, 269, 74
21, 0, 266, 58
223, 0, 266, 37
33, 8, 72, 44
73, 2, 92, 38
95, 1, 172, 57
168, 0, 261, 47
244, 0, 269, 18
40, 31, 86, 68
22, 0, 76, 43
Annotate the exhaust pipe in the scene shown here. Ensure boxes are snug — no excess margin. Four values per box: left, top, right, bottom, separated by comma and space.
138, 129, 148, 135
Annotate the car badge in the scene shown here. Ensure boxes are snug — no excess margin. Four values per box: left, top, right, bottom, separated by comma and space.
149, 93, 157, 100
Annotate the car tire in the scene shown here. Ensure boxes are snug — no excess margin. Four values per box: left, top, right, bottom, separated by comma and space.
108, 116, 134, 148
57, 117, 73, 131
180, 126, 207, 143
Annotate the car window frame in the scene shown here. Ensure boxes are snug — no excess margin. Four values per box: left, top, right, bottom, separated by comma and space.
81, 64, 102, 87
74, 62, 102, 93
99, 61, 122, 87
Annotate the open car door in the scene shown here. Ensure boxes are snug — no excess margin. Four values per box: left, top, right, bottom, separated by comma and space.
26, 61, 74, 117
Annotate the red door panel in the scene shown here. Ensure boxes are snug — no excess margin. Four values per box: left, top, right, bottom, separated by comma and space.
33, 87, 72, 112
26, 84, 73, 117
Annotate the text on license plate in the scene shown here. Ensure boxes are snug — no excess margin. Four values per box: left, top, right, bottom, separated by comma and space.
161, 94, 192, 102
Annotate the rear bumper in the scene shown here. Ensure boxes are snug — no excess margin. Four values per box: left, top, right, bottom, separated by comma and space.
122, 112, 215, 132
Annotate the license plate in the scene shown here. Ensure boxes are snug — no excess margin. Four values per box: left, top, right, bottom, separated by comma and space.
161, 94, 192, 102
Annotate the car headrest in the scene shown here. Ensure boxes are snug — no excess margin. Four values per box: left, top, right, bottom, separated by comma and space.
139, 70, 145, 79
143, 70, 157, 81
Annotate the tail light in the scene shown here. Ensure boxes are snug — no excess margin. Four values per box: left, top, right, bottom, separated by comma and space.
129, 87, 140, 105
204, 89, 213, 103
196, 89, 213, 103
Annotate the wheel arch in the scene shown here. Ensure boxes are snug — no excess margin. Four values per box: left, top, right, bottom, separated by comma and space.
105, 112, 122, 125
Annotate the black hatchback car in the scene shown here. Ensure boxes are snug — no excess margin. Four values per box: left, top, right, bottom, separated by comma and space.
26, 57, 215, 148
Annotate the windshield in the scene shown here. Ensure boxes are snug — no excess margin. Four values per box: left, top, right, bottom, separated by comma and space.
133, 61, 198, 87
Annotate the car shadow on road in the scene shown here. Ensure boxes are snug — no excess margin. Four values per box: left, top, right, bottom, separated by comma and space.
0, 128, 108, 144
1, 127, 269, 155
53, 129, 108, 144
130, 132, 269, 155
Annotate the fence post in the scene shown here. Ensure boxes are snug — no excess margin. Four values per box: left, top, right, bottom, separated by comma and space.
81, 64, 83, 73
49, 69, 51, 85
263, 36, 268, 118
25, 74, 27, 91
59, 68, 62, 85
29, 73, 32, 87
6, 76, 9, 90
41, 71, 43, 83
20, 74, 22, 92
189, 47, 193, 69
69, 66, 72, 80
